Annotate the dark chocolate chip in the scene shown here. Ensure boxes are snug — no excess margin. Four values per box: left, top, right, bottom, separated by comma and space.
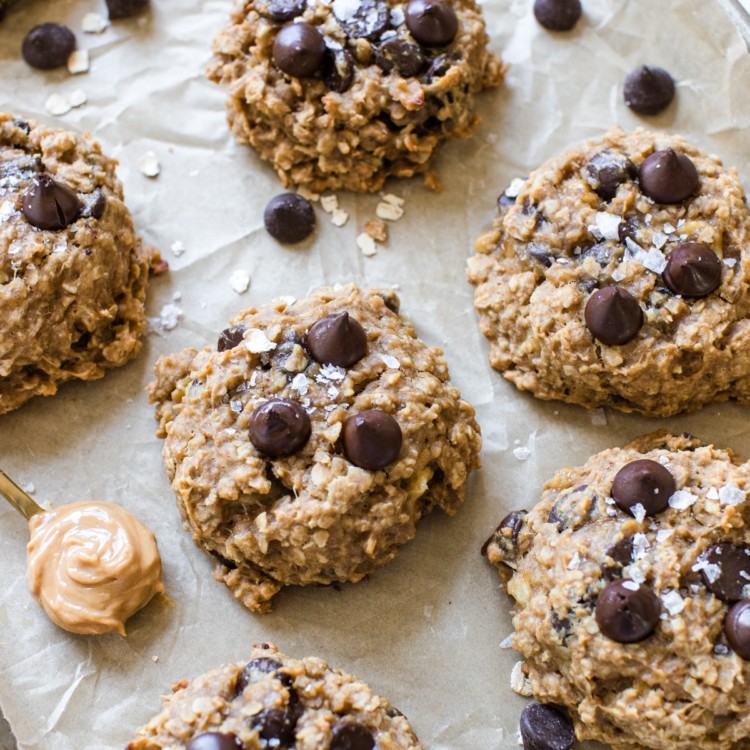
106, 0, 150, 18
273, 22, 326, 78
13, 119, 31, 134
617, 217, 638, 243
335, 0, 390, 39
519, 702, 575, 750
548, 486, 597, 532
585, 151, 636, 201
481, 509, 527, 558
663, 242, 722, 297
248, 398, 311, 456
375, 38, 427, 77
343, 409, 402, 470
264, 193, 316, 243
623, 65, 675, 116
584, 286, 642, 346
78, 188, 107, 220
22, 174, 80, 230
595, 579, 660, 643
700, 543, 750, 602
185, 733, 241, 750
527, 244, 553, 267
602, 536, 634, 579
330, 722, 375, 750
579, 242, 614, 267
256, 0, 306, 22
322, 47, 355, 92
235, 656, 283, 695
533, 0, 582, 31
307, 312, 367, 367
218, 325, 245, 352
726, 600, 750, 660
638, 148, 699, 204
22, 23, 76, 70
405, 0, 458, 46
421, 53, 452, 83
611, 459, 675, 517
252, 707, 298, 745
498, 191, 516, 208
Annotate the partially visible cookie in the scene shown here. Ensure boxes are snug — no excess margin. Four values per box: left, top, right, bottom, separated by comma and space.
467, 127, 750, 417
128, 642, 423, 749
206, 0, 504, 192
484, 431, 750, 750
148, 284, 481, 611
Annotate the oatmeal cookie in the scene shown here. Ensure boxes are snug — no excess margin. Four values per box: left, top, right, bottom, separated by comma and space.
0, 114, 158, 415
148, 285, 481, 612
128, 642, 423, 749
206, 0, 503, 192
484, 431, 750, 750
467, 127, 750, 417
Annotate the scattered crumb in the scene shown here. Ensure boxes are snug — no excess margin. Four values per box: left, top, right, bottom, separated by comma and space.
170, 240, 186, 257
499, 634, 513, 649
320, 194, 338, 213
67, 49, 90, 75
23, 482, 36, 494
357, 232, 377, 257
331, 208, 348, 227
376, 198, 404, 222
228, 269, 250, 294
82, 12, 108, 33
364, 218, 388, 243
138, 151, 161, 178
151, 655, 159, 663
172, 291, 182, 302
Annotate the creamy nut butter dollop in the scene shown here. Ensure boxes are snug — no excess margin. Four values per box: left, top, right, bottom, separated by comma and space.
26, 501, 164, 635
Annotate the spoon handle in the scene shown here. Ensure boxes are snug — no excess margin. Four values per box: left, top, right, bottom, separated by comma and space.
0, 470, 44, 520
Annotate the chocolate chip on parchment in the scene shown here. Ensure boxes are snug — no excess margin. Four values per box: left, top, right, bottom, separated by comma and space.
726, 600, 750, 660
595, 579, 660, 643
22, 23, 76, 70
264, 193, 316, 243
584, 286, 642, 346
330, 722, 375, 750
405, 0, 458, 46
22, 174, 80, 230
249, 399, 311, 456
185, 734, 242, 750
106, 0, 150, 18
623, 65, 675, 116
343, 409, 402, 470
533, 0, 582, 31
700, 543, 750, 602
638, 148, 699, 204
611, 459, 675, 517
335, 0, 390, 40
307, 312, 367, 367
519, 702, 575, 750
273, 22, 327, 78
663, 242, 721, 297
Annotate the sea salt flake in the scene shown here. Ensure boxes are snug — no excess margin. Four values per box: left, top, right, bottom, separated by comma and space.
595, 212, 621, 241
327, 384, 338, 398
668, 489, 697, 510
290, 373, 309, 395
380, 354, 400, 369
228, 269, 251, 294
632, 533, 649, 561
724, 257, 738, 268
332, 0, 360, 21
23, 482, 36, 494
230, 399, 243, 414
320, 194, 338, 213
567, 552, 580, 569
82, 12, 108, 33
138, 151, 161, 178
504, 178, 525, 199
663, 222, 675, 234
170, 240, 186, 256
318, 363, 346, 382
706, 487, 719, 500
718, 482, 745, 506
631, 503, 646, 522
652, 231, 667, 250
622, 580, 640, 591
157, 303, 182, 331
357, 232, 377, 256
0, 201, 14, 222
331, 208, 348, 227
499, 634, 513, 649
628, 566, 646, 584
67, 49, 90, 74
45, 93, 72, 116
661, 590, 685, 616
656, 529, 674, 543
692, 557, 721, 583
376, 200, 404, 221
513, 446, 531, 461
714, 643, 730, 655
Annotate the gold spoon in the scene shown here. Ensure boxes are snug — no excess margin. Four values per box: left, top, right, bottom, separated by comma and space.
0, 469, 43, 520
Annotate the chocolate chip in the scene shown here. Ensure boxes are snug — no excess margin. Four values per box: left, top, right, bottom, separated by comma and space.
584, 286, 642, 346
322, 47, 355, 92
22, 174, 80, 230
248, 399, 311, 456
611, 459, 675, 518
79, 189, 107, 220
343, 410, 402, 470
700, 543, 750, 602
330, 722, 375, 750
256, 0, 306, 22
264, 193, 316, 243
405, 0, 458, 46
584, 151, 636, 201
533, 0, 582, 31
218, 325, 245, 352
335, 0, 390, 39
252, 707, 298, 745
421, 53, 452, 83
481, 509, 527, 558
527, 244, 553, 267
186, 733, 241, 750
617, 217, 638, 244
519, 702, 575, 750
307, 312, 367, 367
638, 148, 699, 204
726, 600, 750, 660
235, 656, 283, 695
273, 22, 326, 78
22, 23, 76, 70
663, 242, 722, 297
376, 38, 427, 77
579, 243, 614, 267
106, 0, 149, 18
595, 579, 660, 643
623, 65, 675, 116
548, 486, 597, 532
602, 536, 634, 579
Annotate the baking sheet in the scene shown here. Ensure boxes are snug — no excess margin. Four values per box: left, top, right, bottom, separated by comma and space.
2, 0, 750, 748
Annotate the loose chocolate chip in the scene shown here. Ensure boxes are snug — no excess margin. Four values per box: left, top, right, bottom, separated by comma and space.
335, 0, 390, 39
252, 707, 298, 745
405, 0, 458, 46
663, 242, 722, 297
235, 656, 283, 694
79, 189, 107, 220
481, 509, 527, 558
602, 536, 634, 579
343, 409, 402, 470
330, 722, 375, 750
322, 47, 355, 93
264, 193, 316, 243
248, 399, 311, 456
218, 325, 245, 352
273, 22, 326, 78
623, 65, 675, 116
584, 151, 636, 201
584, 286, 642, 346
375, 38, 427, 77
595, 579, 660, 643
519, 702, 575, 750
700, 543, 750, 602
22, 174, 80, 230
256, 0, 306, 22
726, 600, 750, 660
611, 459, 675, 517
22, 23, 76, 70
106, 0, 150, 18
533, 0, 582, 31
638, 148, 699, 204
307, 312, 367, 367
186, 733, 241, 750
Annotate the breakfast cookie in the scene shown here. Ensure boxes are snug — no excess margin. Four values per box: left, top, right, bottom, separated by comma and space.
148, 284, 481, 612
206, 0, 504, 192
484, 431, 750, 750
128, 642, 423, 749
467, 127, 750, 417
0, 113, 159, 415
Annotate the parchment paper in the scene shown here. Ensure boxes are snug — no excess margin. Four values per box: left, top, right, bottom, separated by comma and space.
1, 1, 750, 748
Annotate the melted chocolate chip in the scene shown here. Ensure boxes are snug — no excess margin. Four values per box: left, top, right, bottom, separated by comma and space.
548, 486, 597, 532
218, 325, 245, 352
322, 47, 355, 92
307, 312, 367, 367
252, 707, 298, 745
185, 733, 241, 750
602, 536, 634, 579
248, 399, 311, 456
256, 0, 306, 22
700, 543, 750, 602
611, 459, 675, 518
376, 38, 427, 77
330, 722, 375, 750
273, 22, 326, 77
579, 243, 614, 267
638, 148, 699, 204
335, 0, 390, 39
584, 286, 642, 346
421, 53, 452, 83
343, 409, 402, 470
533, 0, 582, 31
519, 702, 575, 750
623, 65, 675, 116
22, 174, 80, 230
106, 0, 150, 18
22, 23, 76, 69
235, 656, 283, 695
617, 217, 638, 244
481, 509, 527, 558
79, 188, 107, 220
585, 151, 636, 202
264, 193, 316, 243
726, 600, 750, 660
405, 0, 458, 46
663, 242, 722, 297
595, 579, 660, 643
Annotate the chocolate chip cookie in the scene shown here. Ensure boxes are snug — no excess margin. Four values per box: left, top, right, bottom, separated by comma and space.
206, 0, 504, 192
484, 431, 750, 750
467, 127, 750, 417
128, 642, 423, 749
0, 114, 159, 415
148, 285, 481, 612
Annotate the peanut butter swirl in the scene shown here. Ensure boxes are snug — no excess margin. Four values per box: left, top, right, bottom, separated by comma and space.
26, 501, 164, 636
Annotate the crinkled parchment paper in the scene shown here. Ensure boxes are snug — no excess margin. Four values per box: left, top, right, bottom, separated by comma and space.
1, 1, 750, 748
